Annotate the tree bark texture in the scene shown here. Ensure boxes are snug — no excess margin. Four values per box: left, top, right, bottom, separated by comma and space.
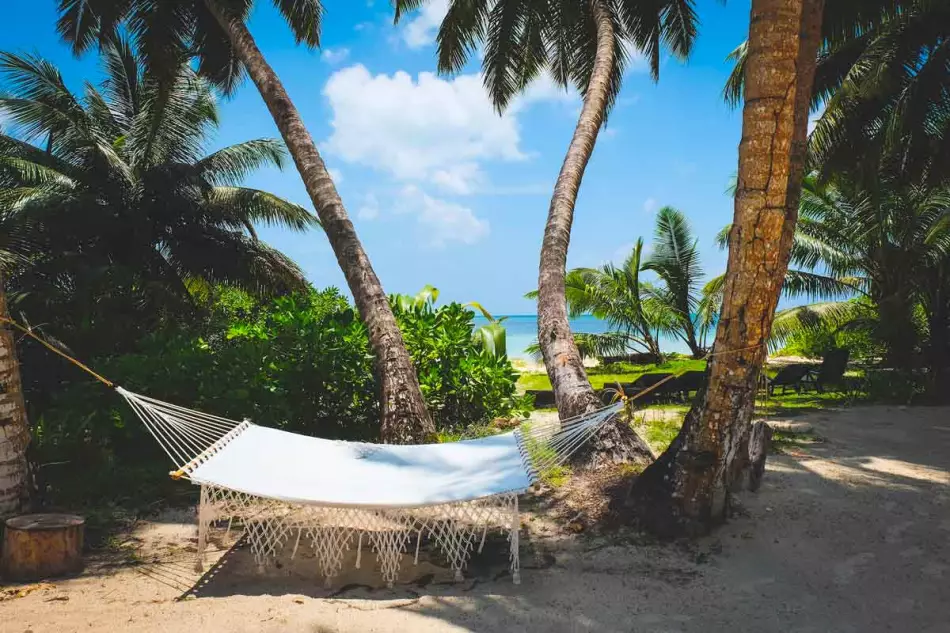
630, 0, 825, 537
206, 1, 434, 443
0, 275, 30, 516
536, 0, 653, 466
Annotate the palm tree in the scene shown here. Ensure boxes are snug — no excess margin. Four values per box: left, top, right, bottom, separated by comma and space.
631, 0, 826, 537
394, 0, 698, 422
0, 43, 321, 513
809, 0, 950, 185
0, 43, 316, 350
771, 176, 950, 379
528, 239, 666, 360
723, 1, 949, 186
56, 0, 435, 443
643, 206, 706, 358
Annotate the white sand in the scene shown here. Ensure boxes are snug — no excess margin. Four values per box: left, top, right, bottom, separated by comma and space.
2, 405, 948, 632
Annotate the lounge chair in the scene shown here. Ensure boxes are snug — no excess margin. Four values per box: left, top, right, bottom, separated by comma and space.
766, 363, 812, 395
668, 370, 707, 401
620, 372, 676, 403
802, 349, 851, 393
526, 389, 556, 408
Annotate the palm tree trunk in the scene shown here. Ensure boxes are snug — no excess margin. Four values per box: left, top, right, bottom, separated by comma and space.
205, 0, 434, 443
630, 0, 825, 537
537, 0, 612, 418
682, 319, 703, 359
877, 287, 919, 371
0, 276, 30, 515
537, 0, 652, 467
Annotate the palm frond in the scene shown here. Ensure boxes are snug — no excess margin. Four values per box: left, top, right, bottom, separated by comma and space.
770, 301, 872, 350
722, 40, 747, 107
208, 187, 319, 233
272, 0, 322, 47
196, 139, 287, 186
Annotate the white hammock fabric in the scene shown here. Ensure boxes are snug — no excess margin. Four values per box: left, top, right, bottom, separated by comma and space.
116, 387, 625, 587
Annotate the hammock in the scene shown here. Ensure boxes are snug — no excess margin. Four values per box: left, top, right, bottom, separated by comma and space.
117, 388, 626, 587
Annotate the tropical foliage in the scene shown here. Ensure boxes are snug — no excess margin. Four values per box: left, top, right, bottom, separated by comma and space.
394, 0, 698, 111
724, 1, 950, 185
770, 175, 950, 387
528, 207, 718, 361
643, 207, 712, 358
808, 0, 950, 185
0, 41, 317, 356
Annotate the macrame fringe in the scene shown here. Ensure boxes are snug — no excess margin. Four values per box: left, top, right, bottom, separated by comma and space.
196, 484, 521, 588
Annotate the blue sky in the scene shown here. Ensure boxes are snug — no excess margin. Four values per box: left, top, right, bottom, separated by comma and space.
2, 0, 753, 315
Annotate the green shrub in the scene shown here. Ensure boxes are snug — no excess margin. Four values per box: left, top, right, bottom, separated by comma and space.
395, 301, 531, 431
778, 318, 882, 360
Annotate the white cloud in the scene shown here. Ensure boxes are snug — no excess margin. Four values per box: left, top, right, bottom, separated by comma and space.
513, 73, 576, 110
400, 0, 448, 49
431, 163, 485, 195
323, 64, 539, 195
321, 47, 351, 65
357, 192, 380, 220
398, 185, 489, 247
643, 197, 658, 214
327, 167, 344, 184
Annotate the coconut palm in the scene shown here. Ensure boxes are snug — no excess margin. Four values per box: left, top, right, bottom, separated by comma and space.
643, 206, 706, 358
0, 43, 317, 336
724, 1, 949, 185
56, 0, 435, 443
0, 41, 318, 512
526, 238, 667, 360
394, 0, 698, 423
809, 0, 950, 185
770, 176, 950, 377
632, 0, 826, 537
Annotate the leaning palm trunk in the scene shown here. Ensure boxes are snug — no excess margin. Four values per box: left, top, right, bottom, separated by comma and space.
631, 0, 825, 536
205, 0, 433, 443
537, 0, 652, 466
0, 276, 30, 515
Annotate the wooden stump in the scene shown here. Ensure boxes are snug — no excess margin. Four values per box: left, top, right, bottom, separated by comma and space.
2, 514, 84, 581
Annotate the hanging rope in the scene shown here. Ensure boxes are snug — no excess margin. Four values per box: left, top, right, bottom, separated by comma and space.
0, 316, 115, 388
519, 342, 766, 480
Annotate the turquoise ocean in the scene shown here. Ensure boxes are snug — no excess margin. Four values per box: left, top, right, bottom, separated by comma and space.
472, 314, 690, 360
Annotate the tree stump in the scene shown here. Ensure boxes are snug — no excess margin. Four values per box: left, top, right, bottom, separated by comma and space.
2, 514, 84, 581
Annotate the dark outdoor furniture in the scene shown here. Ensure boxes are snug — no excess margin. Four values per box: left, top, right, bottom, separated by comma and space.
766, 364, 812, 395
526, 389, 555, 408
620, 373, 676, 403
802, 349, 851, 393
600, 353, 660, 365
668, 370, 707, 401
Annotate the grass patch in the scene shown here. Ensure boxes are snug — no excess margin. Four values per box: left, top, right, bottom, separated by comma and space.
630, 407, 688, 454
517, 357, 706, 391
754, 390, 860, 417
435, 424, 500, 443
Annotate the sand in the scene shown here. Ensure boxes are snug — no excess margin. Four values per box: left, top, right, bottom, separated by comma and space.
2, 405, 948, 633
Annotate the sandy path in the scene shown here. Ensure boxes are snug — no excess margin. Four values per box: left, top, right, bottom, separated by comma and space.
2, 405, 948, 632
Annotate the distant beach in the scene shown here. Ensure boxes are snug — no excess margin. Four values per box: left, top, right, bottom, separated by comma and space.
473, 314, 691, 361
